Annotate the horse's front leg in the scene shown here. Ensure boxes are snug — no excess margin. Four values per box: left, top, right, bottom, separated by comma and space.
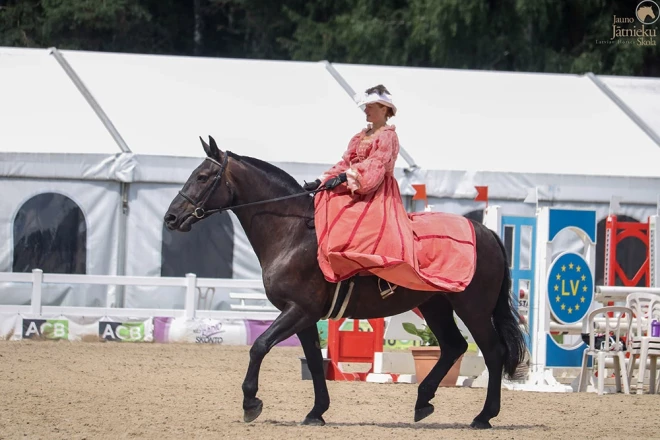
242, 303, 313, 423
297, 323, 330, 426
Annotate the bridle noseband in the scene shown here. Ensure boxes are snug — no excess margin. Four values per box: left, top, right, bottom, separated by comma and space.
178, 152, 231, 219
178, 151, 328, 220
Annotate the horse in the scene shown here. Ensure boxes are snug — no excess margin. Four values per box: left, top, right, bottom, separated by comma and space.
638, 5, 656, 22
164, 136, 528, 430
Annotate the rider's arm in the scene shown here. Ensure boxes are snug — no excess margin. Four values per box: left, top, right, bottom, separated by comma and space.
346, 130, 399, 195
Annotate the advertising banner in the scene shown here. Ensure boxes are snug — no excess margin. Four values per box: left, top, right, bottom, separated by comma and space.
154, 317, 248, 345
97, 317, 154, 342
0, 314, 19, 340
3, 315, 153, 342
17, 315, 75, 341
245, 320, 300, 346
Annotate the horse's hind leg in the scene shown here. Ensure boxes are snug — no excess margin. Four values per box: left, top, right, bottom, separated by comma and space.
242, 304, 314, 423
297, 324, 330, 426
458, 311, 505, 429
414, 295, 468, 423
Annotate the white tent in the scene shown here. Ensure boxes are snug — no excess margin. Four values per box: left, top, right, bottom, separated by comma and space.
598, 74, 660, 146
59, 49, 374, 173
2, 46, 659, 310
0, 47, 123, 308
57, 49, 381, 308
332, 63, 660, 195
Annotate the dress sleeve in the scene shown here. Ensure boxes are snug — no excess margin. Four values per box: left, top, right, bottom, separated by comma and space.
349, 130, 399, 194
318, 132, 362, 182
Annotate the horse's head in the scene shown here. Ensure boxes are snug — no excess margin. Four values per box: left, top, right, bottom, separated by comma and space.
164, 136, 234, 232
639, 5, 656, 20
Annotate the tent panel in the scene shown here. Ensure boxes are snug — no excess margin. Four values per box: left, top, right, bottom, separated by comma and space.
133, 153, 343, 185
402, 168, 660, 205
123, 183, 263, 309
0, 152, 135, 181
333, 63, 660, 178
0, 47, 120, 155
598, 75, 660, 144
0, 178, 120, 306
61, 50, 367, 166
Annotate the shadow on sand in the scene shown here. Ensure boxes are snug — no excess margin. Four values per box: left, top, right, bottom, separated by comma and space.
258, 419, 544, 431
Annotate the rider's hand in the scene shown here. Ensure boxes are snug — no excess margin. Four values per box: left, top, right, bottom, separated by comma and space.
324, 173, 347, 190
303, 179, 321, 191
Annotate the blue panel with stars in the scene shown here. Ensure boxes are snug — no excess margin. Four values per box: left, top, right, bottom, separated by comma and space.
547, 252, 593, 325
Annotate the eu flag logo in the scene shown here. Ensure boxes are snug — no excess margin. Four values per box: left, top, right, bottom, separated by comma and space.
547, 252, 593, 325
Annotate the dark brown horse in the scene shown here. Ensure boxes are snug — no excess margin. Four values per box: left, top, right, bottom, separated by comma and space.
164, 136, 527, 429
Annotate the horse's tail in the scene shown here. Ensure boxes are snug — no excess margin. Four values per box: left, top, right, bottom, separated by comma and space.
489, 229, 529, 380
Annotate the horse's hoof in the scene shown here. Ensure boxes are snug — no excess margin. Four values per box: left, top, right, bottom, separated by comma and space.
414, 404, 434, 422
243, 399, 263, 423
301, 416, 326, 426
470, 419, 492, 429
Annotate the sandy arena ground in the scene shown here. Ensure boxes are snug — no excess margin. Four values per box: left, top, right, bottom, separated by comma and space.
0, 341, 658, 440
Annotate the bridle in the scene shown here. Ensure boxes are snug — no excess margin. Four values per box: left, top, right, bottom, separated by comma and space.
178, 152, 232, 219
178, 151, 329, 219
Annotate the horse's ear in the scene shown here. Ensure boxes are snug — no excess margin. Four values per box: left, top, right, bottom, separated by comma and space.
200, 136, 211, 157
207, 135, 222, 161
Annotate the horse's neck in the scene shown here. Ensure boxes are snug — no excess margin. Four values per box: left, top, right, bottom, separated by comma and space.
230, 168, 311, 265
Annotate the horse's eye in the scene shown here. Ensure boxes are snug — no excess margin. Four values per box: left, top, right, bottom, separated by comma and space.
197, 175, 209, 183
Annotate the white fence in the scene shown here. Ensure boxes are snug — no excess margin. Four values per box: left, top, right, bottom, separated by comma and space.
0, 269, 279, 320
595, 286, 660, 302
4, 271, 657, 326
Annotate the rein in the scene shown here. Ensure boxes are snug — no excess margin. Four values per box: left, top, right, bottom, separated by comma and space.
178, 151, 328, 219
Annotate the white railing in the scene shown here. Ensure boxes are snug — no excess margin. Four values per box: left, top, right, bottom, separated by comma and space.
0, 269, 279, 320
595, 286, 660, 302
229, 292, 278, 312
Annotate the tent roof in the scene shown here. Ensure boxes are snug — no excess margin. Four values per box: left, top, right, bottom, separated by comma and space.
598, 74, 660, 143
333, 63, 660, 179
0, 47, 120, 155
59, 49, 365, 167
1, 47, 659, 199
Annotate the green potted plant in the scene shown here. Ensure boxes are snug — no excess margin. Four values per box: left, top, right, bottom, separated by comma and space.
403, 322, 463, 386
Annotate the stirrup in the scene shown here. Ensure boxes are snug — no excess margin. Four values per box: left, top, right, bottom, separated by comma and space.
379, 278, 397, 299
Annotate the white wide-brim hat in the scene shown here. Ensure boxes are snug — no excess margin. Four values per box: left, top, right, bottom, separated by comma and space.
354, 91, 397, 116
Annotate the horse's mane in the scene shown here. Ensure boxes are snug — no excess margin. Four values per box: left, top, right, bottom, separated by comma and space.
227, 151, 303, 193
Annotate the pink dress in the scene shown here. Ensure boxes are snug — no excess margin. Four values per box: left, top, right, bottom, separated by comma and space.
314, 125, 477, 292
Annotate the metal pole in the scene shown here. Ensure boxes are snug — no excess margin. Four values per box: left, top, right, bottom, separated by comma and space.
322, 60, 418, 169
49, 47, 132, 153
185, 273, 197, 319
50, 47, 133, 308
31, 269, 43, 315
650, 216, 658, 287
585, 72, 660, 148
114, 182, 130, 308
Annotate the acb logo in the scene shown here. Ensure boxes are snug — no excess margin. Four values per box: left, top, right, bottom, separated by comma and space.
22, 319, 69, 340
99, 321, 145, 342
